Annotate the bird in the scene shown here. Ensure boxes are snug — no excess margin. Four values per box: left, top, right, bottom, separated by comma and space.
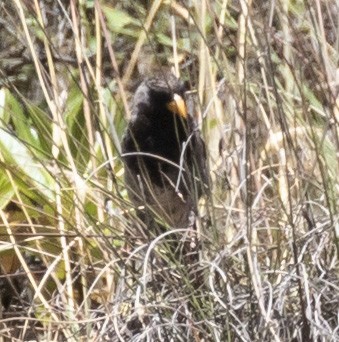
121, 73, 208, 244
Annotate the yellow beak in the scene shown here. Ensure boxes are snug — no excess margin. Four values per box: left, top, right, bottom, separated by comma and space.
166, 93, 187, 119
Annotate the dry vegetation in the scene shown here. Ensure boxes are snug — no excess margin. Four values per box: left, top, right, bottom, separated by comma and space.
0, 0, 338, 341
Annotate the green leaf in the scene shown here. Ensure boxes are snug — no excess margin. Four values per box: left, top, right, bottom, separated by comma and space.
1, 89, 45, 159
26, 103, 53, 156
156, 33, 173, 47
0, 171, 14, 210
0, 128, 55, 201
64, 85, 84, 132
63, 85, 90, 169
0, 88, 11, 125
102, 5, 136, 33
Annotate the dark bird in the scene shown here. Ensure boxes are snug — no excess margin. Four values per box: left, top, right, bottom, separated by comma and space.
121, 73, 208, 238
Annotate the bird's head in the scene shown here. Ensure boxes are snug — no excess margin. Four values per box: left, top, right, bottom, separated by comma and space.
131, 74, 189, 122
146, 74, 188, 119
